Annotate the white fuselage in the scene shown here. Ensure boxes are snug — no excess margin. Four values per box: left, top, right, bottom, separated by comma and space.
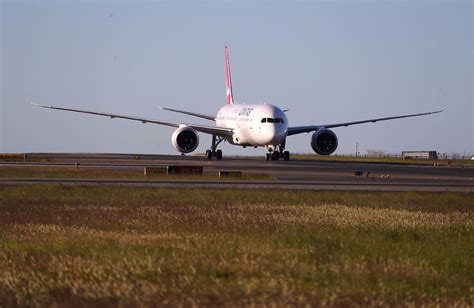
215, 104, 288, 146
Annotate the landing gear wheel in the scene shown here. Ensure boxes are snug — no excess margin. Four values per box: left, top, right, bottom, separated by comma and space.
283, 151, 290, 161
266, 153, 271, 161
208, 135, 225, 160
271, 152, 279, 161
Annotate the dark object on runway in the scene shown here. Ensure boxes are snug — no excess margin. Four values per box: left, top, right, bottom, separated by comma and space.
167, 165, 203, 175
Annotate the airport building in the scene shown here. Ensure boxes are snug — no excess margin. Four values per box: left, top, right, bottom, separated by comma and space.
401, 151, 438, 160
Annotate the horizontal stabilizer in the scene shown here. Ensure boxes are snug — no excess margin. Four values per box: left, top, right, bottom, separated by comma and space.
159, 106, 215, 121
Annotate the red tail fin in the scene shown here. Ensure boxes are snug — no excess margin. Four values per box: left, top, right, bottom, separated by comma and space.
225, 46, 234, 105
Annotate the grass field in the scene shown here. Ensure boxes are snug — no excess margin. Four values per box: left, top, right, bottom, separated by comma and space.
0, 186, 473, 306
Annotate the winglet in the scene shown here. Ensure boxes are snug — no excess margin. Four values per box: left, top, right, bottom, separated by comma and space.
31, 103, 51, 108
225, 46, 234, 105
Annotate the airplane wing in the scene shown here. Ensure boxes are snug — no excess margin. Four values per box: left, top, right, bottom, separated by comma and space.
287, 110, 443, 136
159, 106, 215, 121
32, 103, 233, 138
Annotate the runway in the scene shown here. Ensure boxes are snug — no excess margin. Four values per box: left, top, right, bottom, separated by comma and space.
1, 153, 473, 192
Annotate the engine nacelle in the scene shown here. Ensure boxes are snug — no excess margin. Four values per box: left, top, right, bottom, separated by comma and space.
171, 126, 199, 153
311, 129, 338, 155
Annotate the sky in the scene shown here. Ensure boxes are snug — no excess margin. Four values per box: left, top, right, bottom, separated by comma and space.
1, 0, 472, 156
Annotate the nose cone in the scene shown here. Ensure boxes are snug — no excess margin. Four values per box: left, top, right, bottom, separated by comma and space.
260, 124, 287, 145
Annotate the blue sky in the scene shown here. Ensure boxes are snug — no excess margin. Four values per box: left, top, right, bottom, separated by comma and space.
1, 1, 472, 156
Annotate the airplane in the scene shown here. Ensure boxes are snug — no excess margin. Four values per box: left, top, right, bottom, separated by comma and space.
33, 47, 443, 161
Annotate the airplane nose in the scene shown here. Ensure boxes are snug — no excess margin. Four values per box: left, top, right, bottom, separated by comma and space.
264, 125, 286, 144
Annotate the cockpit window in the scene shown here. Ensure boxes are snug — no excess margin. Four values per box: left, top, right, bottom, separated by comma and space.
261, 118, 284, 124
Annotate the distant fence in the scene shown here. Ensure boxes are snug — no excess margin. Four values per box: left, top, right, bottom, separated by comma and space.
328, 153, 473, 160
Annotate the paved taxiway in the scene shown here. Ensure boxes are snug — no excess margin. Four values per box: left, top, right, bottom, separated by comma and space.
1, 153, 473, 192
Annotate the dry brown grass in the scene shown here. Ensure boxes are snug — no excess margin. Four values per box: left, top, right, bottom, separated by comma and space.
0, 186, 472, 306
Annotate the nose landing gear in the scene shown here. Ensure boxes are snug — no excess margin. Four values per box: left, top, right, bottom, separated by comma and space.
266, 144, 290, 161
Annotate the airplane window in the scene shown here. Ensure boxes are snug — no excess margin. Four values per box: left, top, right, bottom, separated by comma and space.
267, 118, 274, 123
261, 118, 266, 123
280, 118, 285, 123
274, 118, 281, 123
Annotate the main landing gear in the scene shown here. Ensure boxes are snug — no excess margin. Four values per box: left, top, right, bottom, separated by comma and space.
206, 135, 225, 160
266, 144, 290, 161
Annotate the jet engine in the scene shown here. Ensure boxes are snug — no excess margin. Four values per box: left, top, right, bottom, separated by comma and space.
171, 126, 199, 153
310, 129, 338, 155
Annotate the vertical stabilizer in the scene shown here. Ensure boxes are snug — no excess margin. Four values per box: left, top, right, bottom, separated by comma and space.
225, 46, 234, 105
